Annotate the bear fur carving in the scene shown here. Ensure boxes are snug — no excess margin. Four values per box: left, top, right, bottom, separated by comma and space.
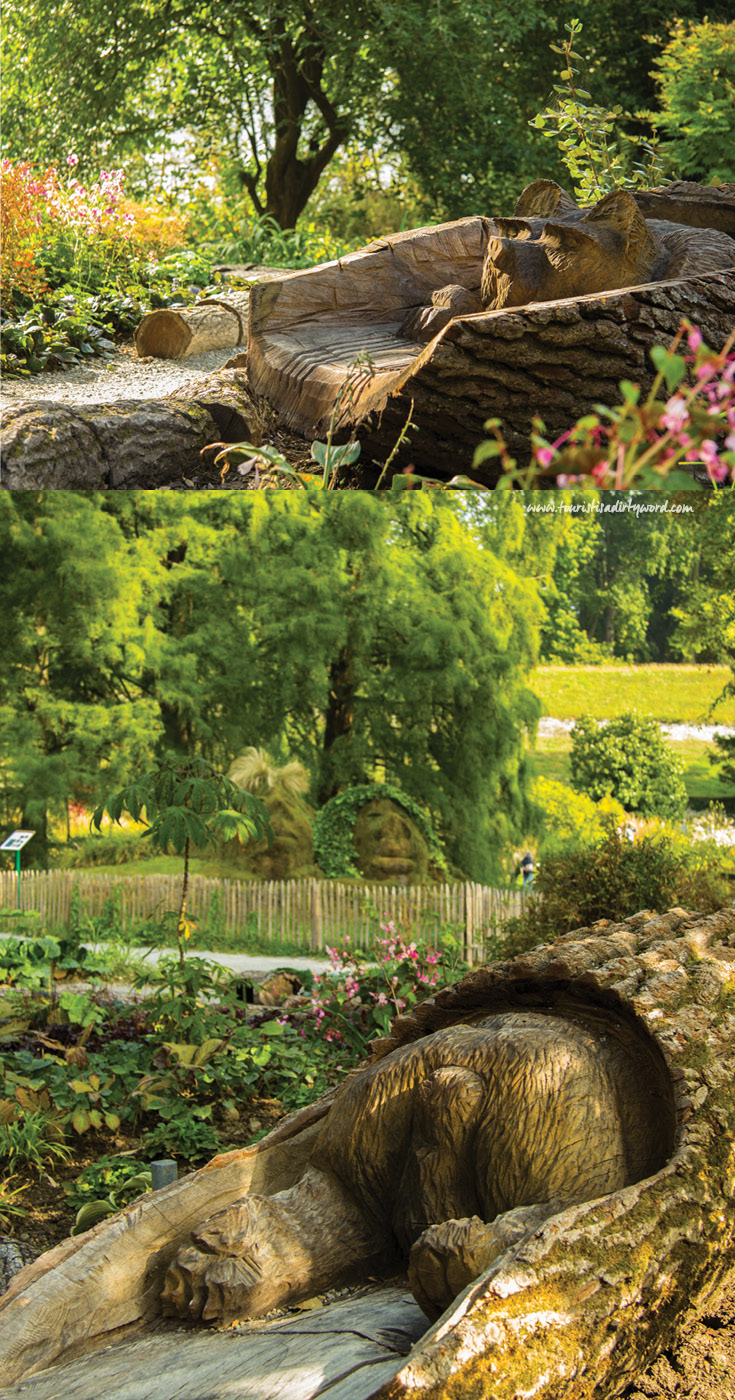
400, 180, 734, 341
481, 181, 735, 310
161, 1010, 668, 1325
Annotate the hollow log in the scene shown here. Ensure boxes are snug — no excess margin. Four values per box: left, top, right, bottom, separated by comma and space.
0, 371, 265, 489
1, 906, 734, 1400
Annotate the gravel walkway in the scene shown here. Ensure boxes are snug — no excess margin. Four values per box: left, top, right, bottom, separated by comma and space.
0, 344, 239, 411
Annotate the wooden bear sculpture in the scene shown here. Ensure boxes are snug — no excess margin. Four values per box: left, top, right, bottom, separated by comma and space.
161, 1009, 666, 1325
481, 180, 734, 310
400, 179, 734, 340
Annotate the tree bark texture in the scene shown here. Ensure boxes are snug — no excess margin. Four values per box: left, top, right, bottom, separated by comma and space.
2, 906, 734, 1400
0, 371, 265, 489
355, 270, 735, 481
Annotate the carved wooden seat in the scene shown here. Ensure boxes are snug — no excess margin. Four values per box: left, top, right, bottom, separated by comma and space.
246, 184, 735, 481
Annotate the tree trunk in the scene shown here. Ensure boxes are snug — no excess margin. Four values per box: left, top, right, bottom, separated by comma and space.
319, 645, 357, 805
0, 371, 265, 490
134, 292, 251, 359
263, 30, 349, 229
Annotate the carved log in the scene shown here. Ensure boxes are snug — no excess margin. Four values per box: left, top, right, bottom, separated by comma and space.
1, 906, 734, 1400
245, 183, 735, 482
0, 1100, 331, 1384
354, 269, 735, 481
0, 371, 266, 489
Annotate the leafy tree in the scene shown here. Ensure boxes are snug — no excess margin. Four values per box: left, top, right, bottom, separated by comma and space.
570, 713, 688, 820
119, 495, 543, 881
0, 495, 165, 864
3, 0, 729, 228
651, 19, 735, 183
92, 756, 272, 963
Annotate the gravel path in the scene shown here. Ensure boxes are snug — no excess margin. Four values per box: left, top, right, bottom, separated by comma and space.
0, 344, 239, 411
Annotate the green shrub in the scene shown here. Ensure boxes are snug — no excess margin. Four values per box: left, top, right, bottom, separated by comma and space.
500, 824, 729, 949
570, 713, 688, 819
534, 778, 627, 854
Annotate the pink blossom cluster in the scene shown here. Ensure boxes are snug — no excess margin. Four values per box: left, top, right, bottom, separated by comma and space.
545, 322, 735, 490
306, 920, 446, 1046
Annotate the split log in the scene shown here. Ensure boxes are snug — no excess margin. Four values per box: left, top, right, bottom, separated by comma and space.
2, 906, 734, 1400
0, 371, 266, 489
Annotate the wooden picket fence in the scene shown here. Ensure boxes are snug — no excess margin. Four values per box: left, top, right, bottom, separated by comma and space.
0, 870, 524, 966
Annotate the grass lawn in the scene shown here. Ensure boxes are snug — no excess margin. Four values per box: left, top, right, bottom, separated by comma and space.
531, 665, 735, 725
528, 735, 735, 802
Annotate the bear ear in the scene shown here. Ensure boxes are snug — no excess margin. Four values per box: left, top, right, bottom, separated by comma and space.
540, 221, 599, 263
493, 217, 534, 241
515, 180, 580, 219
583, 190, 658, 260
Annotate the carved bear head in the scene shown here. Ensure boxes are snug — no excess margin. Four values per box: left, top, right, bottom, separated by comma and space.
481, 185, 665, 310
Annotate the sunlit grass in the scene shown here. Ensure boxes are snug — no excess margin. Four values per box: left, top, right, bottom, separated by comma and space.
531, 665, 734, 725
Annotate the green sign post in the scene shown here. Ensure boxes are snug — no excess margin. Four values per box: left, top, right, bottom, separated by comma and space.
0, 830, 35, 908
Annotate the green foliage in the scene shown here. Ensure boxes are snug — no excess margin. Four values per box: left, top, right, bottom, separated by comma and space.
570, 713, 688, 819
531, 19, 665, 202
533, 778, 627, 854
68, 1157, 153, 1235
313, 784, 446, 879
501, 824, 729, 948
200, 213, 360, 268
0, 1109, 72, 1174
651, 19, 735, 183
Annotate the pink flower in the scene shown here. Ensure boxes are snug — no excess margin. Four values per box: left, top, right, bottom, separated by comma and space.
536, 447, 555, 467
687, 326, 703, 352
590, 462, 608, 484
67, 153, 79, 167
725, 432, 735, 452
661, 396, 689, 433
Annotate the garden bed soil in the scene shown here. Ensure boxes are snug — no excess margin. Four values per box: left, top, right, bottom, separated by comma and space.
7, 1098, 286, 1257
